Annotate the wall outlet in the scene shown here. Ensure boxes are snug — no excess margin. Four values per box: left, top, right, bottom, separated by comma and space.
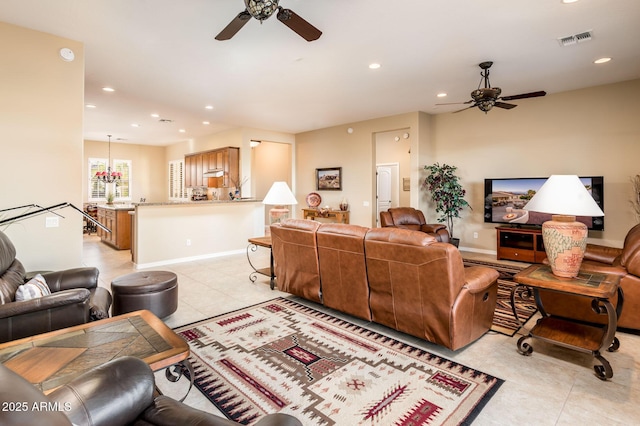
186, 239, 191, 246
473, 232, 479, 239
45, 216, 59, 228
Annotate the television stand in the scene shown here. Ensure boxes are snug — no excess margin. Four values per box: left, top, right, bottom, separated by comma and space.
496, 226, 546, 263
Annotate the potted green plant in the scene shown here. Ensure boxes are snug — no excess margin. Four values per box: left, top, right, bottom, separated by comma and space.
423, 163, 471, 246
106, 192, 115, 205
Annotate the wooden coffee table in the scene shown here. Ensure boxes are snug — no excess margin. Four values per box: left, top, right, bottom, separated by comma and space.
513, 264, 622, 380
0, 310, 191, 394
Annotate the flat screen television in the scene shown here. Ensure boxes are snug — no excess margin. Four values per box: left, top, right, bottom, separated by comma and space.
484, 176, 604, 230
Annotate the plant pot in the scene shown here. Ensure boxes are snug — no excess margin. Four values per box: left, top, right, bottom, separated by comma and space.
450, 238, 460, 248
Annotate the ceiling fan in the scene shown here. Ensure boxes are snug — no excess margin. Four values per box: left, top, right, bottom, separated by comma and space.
215, 0, 322, 42
438, 61, 546, 113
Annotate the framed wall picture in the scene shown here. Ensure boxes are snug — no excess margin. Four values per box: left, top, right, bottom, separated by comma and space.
316, 167, 342, 190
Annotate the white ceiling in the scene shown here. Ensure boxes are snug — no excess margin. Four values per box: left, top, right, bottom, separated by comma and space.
2, 0, 639, 145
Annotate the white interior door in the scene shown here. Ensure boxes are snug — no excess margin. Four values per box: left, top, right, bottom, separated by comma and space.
376, 165, 395, 225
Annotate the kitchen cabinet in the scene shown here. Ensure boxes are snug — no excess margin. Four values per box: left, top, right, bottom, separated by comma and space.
97, 206, 134, 250
185, 147, 239, 188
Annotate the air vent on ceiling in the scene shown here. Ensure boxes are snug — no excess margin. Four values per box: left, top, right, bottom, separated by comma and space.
158, 118, 174, 123
558, 30, 593, 47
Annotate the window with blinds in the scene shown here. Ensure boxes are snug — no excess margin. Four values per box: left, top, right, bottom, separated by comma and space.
169, 160, 187, 200
88, 158, 132, 201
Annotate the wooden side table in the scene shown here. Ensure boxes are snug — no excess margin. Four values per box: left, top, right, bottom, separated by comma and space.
247, 236, 275, 290
512, 264, 623, 380
302, 208, 350, 224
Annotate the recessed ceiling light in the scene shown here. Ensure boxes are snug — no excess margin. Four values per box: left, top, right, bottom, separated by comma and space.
179, 129, 186, 133
369, 63, 381, 69
102, 87, 115, 92
85, 104, 96, 108
150, 113, 160, 118
203, 121, 210, 125
437, 93, 447, 98
205, 105, 214, 110
594, 57, 612, 64
131, 123, 140, 128
562, 0, 579, 4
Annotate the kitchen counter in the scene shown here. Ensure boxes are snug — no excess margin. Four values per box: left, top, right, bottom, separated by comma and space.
132, 200, 265, 268
134, 198, 261, 207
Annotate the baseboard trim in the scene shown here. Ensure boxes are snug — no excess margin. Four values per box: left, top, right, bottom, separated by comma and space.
134, 248, 245, 269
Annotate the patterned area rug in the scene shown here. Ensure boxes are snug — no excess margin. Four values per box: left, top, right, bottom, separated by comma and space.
176, 298, 503, 426
462, 258, 537, 336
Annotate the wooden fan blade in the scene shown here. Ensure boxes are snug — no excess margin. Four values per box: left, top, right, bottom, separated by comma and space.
501, 91, 546, 101
453, 105, 478, 113
436, 100, 473, 106
215, 11, 251, 41
495, 101, 517, 109
277, 8, 322, 41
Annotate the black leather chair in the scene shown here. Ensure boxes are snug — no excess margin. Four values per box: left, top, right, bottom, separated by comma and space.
0, 230, 112, 343
0, 356, 302, 426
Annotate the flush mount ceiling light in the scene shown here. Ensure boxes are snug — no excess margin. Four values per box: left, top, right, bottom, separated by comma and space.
205, 105, 214, 110
369, 63, 381, 69
203, 121, 210, 125
131, 123, 140, 128
150, 113, 160, 118
102, 87, 115, 92
437, 93, 447, 98
594, 57, 612, 64
179, 129, 186, 133
250, 139, 261, 148
85, 104, 96, 109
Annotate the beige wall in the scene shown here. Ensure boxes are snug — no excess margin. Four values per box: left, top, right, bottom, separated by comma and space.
295, 112, 431, 226
84, 140, 166, 203
295, 79, 640, 250
0, 23, 85, 270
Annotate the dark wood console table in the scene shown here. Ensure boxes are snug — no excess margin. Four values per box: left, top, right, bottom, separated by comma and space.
496, 226, 545, 263
512, 264, 623, 380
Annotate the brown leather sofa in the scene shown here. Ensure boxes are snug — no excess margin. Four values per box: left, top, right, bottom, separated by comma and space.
379, 207, 450, 243
270, 219, 322, 303
539, 223, 640, 331
271, 220, 499, 350
0, 230, 112, 343
0, 355, 302, 426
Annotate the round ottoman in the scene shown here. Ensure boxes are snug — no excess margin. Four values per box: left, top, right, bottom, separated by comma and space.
111, 271, 178, 318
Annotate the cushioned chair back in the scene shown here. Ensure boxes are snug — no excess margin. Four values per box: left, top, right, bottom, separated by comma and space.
389, 207, 427, 231
270, 219, 322, 302
0, 230, 25, 304
621, 223, 640, 276
364, 227, 465, 346
317, 223, 371, 320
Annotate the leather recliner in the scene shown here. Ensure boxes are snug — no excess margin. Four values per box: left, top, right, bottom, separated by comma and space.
317, 223, 371, 321
0, 230, 112, 343
0, 355, 302, 426
379, 207, 450, 243
270, 219, 322, 303
539, 223, 640, 331
365, 227, 499, 350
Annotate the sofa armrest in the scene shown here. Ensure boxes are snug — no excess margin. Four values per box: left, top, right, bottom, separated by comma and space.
89, 287, 112, 320
419, 224, 446, 233
583, 244, 622, 265
142, 396, 303, 426
41, 267, 99, 292
0, 288, 90, 319
463, 266, 499, 294
49, 356, 154, 426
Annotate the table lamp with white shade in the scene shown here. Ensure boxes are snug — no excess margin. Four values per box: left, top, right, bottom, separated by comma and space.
524, 175, 604, 278
263, 181, 298, 225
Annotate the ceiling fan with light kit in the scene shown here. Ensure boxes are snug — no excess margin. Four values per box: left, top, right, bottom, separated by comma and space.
215, 0, 322, 41
438, 61, 546, 113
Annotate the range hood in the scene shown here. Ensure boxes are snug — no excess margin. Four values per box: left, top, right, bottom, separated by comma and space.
203, 169, 224, 178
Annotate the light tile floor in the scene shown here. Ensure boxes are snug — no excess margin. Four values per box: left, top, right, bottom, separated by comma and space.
83, 236, 640, 425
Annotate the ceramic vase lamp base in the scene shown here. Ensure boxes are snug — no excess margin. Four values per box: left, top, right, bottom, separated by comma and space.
269, 206, 290, 225
542, 214, 588, 278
